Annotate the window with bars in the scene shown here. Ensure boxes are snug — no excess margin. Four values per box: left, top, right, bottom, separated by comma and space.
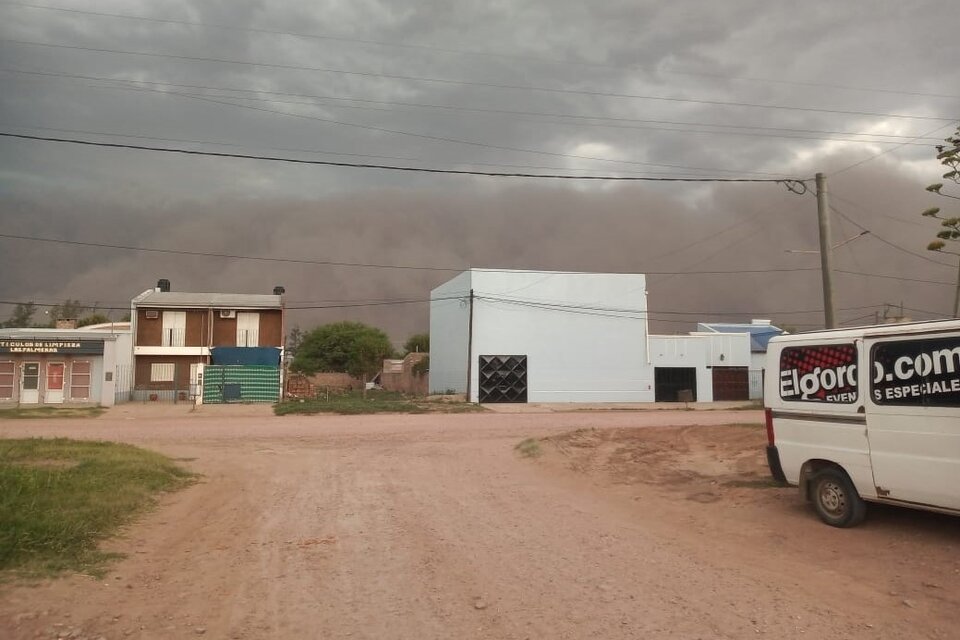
71, 361, 91, 399
0, 362, 13, 399
151, 363, 175, 382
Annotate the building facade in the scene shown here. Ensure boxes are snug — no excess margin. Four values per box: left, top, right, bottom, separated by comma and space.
430, 269, 755, 404
130, 281, 285, 401
696, 320, 784, 399
0, 326, 131, 407
431, 270, 655, 403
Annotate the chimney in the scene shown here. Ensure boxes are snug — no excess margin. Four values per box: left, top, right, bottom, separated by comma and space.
157, 279, 171, 292
56, 319, 78, 329
273, 286, 286, 296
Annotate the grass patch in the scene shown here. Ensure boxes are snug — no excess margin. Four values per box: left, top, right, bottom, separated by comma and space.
274, 390, 486, 415
0, 406, 106, 420
0, 438, 194, 578
515, 438, 543, 458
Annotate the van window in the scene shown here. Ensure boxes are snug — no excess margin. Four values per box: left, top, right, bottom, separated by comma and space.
871, 335, 960, 407
779, 343, 858, 403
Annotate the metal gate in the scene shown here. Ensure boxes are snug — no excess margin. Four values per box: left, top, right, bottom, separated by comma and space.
712, 366, 749, 401
654, 367, 697, 402
478, 355, 528, 403
203, 365, 281, 404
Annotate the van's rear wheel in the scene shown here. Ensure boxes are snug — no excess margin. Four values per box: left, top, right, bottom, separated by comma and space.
811, 468, 867, 528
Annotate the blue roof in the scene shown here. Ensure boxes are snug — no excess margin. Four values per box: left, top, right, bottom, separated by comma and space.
697, 323, 784, 352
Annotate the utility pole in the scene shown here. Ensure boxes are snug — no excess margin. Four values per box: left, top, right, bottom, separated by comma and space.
954, 259, 960, 318
816, 173, 837, 329
465, 289, 475, 402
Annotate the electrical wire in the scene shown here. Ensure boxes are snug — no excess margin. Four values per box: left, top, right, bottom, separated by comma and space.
9, 70, 940, 150
4, 68, 947, 145
98, 82, 795, 177
0, 230, 829, 276
0, 131, 806, 184
0, 132, 810, 182
828, 203, 955, 267
834, 270, 954, 285
832, 121, 960, 175
1, 123, 697, 177
3, 2, 958, 100
4, 38, 956, 123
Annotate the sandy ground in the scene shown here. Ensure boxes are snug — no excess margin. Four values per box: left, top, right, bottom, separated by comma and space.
1, 408, 958, 639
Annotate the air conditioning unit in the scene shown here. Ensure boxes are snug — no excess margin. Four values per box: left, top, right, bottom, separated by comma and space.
219, 310, 236, 319
145, 310, 159, 319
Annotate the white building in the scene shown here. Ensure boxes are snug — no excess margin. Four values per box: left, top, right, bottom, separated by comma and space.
696, 320, 784, 399
431, 270, 654, 402
0, 325, 132, 407
430, 269, 754, 403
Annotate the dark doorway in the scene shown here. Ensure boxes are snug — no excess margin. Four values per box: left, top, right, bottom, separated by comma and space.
712, 366, 749, 401
478, 355, 528, 403
654, 367, 697, 402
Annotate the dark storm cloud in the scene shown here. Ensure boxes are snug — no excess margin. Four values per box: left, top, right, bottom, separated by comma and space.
1, 1, 958, 342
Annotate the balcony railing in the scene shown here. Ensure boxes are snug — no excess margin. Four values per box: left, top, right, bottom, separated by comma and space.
161, 327, 186, 347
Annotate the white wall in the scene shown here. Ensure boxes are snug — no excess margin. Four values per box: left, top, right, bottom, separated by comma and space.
428, 271, 473, 394
689, 332, 752, 367
466, 270, 653, 402
648, 335, 714, 402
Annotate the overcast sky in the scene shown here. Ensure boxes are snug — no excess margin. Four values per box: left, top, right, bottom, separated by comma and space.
1, 0, 958, 341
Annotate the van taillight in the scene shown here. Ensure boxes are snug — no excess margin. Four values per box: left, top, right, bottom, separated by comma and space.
764, 408, 775, 446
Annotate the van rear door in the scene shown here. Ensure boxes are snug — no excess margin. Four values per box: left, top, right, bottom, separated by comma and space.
866, 332, 960, 511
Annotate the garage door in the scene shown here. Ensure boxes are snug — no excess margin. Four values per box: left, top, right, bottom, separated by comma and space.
712, 366, 749, 401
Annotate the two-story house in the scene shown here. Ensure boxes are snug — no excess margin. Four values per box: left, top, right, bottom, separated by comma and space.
131, 279, 285, 400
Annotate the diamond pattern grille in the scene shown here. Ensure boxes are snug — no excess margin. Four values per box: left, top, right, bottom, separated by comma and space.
478, 355, 528, 403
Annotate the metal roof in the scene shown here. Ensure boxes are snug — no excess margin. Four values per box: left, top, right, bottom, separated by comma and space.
132, 291, 282, 309
0, 328, 121, 340
697, 322, 784, 352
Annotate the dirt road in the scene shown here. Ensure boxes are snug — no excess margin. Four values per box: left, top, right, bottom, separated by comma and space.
2, 408, 958, 639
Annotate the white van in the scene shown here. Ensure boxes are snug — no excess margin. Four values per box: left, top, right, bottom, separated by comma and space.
764, 319, 960, 527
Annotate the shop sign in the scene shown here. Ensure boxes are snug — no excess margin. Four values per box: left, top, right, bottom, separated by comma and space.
0, 339, 105, 355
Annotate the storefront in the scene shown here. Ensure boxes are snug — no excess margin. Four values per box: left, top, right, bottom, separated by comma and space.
0, 329, 127, 407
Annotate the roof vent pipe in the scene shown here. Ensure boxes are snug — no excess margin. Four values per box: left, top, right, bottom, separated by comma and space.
157, 279, 171, 292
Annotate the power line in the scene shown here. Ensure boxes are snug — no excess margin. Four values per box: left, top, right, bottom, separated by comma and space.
0, 132, 808, 182
834, 270, 955, 285
0, 68, 939, 147
828, 203, 955, 267
89, 82, 795, 177
3, 1, 957, 101
0, 230, 827, 276
832, 121, 960, 175
0, 123, 708, 177
4, 38, 956, 123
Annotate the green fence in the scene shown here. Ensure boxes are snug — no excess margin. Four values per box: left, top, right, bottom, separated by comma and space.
202, 365, 281, 404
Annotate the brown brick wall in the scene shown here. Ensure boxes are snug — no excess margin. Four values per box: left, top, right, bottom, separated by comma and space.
258, 310, 283, 347
212, 315, 237, 346
184, 310, 208, 346
381, 353, 429, 396
134, 355, 205, 390
137, 308, 210, 346
136, 309, 162, 346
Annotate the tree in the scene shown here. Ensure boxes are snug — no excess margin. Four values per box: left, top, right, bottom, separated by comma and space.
77, 313, 111, 327
403, 332, 430, 355
3, 302, 36, 328
292, 321, 395, 383
286, 325, 305, 357
47, 299, 88, 326
921, 125, 960, 317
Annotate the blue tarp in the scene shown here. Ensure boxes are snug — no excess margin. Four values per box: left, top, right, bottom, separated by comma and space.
210, 347, 281, 366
